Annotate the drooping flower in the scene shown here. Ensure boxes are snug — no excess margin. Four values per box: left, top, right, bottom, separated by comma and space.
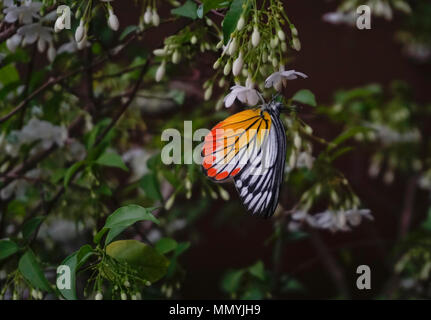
3, 0, 42, 24
224, 82, 262, 108
322, 11, 356, 26
265, 68, 308, 91
313, 208, 373, 232
17, 22, 52, 46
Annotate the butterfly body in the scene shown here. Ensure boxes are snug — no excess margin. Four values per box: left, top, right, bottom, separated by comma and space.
202, 101, 287, 218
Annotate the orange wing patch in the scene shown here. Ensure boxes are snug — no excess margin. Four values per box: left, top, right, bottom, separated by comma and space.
202, 109, 272, 181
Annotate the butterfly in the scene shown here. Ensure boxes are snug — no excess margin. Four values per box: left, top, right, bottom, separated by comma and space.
201, 99, 287, 218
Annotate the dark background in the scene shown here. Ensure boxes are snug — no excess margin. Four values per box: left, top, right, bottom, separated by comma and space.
115, 0, 431, 299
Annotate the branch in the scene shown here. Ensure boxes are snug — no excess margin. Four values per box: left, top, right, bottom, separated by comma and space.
308, 228, 351, 298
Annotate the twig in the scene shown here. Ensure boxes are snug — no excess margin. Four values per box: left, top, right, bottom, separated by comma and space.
308, 228, 350, 298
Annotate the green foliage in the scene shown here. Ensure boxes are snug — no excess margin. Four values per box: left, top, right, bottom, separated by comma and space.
171, 0, 199, 20
0, 240, 19, 260
106, 240, 169, 283
292, 89, 317, 107
222, 0, 246, 44
18, 250, 52, 292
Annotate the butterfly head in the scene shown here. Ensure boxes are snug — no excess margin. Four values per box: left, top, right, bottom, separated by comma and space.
262, 97, 284, 115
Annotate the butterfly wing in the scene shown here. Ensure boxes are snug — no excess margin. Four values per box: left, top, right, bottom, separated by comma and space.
202, 109, 272, 181
233, 110, 287, 218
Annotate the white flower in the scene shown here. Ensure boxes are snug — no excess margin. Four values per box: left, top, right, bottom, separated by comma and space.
322, 11, 356, 26
57, 39, 80, 54
6, 34, 22, 52
265, 68, 308, 91
296, 151, 314, 169
54, 12, 66, 32
345, 209, 373, 227
17, 22, 52, 47
313, 209, 373, 232
13, 118, 68, 151
3, 0, 42, 24
108, 8, 120, 31
224, 83, 262, 108
122, 148, 152, 181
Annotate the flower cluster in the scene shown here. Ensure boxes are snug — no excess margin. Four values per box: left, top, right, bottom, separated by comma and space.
208, 0, 301, 104
153, 22, 219, 82
323, 0, 412, 25
3, 0, 56, 61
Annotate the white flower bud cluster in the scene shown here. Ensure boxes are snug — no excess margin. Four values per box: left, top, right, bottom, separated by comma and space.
152, 23, 218, 82
208, 2, 302, 105
140, 6, 160, 28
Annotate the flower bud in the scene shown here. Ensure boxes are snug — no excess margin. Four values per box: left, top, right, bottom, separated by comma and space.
213, 59, 220, 69
155, 61, 166, 82
252, 27, 260, 47
95, 292, 103, 300
294, 133, 301, 149
172, 50, 181, 64
228, 37, 237, 56
75, 20, 85, 43
223, 61, 232, 75
47, 44, 56, 63
153, 48, 167, 56
152, 9, 160, 26
204, 85, 213, 101
54, 15, 65, 33
232, 52, 243, 76
236, 15, 245, 30
37, 38, 46, 53
108, 9, 120, 31
292, 38, 301, 51
191, 35, 198, 44
164, 193, 175, 210
219, 188, 230, 201
144, 7, 152, 24
277, 29, 286, 41
121, 292, 127, 300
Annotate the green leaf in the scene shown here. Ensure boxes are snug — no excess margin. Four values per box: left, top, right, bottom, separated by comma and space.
0, 240, 19, 260
119, 25, 138, 41
106, 240, 169, 283
241, 287, 263, 300
64, 161, 86, 188
328, 126, 372, 150
93, 227, 108, 245
18, 250, 52, 292
22, 216, 44, 240
104, 205, 159, 229
171, 0, 198, 20
155, 238, 178, 254
95, 152, 129, 171
292, 89, 317, 107
197, 0, 230, 18
58, 245, 94, 300
104, 225, 127, 246
222, 0, 246, 44
140, 173, 162, 200
0, 64, 20, 86
248, 260, 265, 280
422, 207, 431, 231
222, 270, 244, 293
